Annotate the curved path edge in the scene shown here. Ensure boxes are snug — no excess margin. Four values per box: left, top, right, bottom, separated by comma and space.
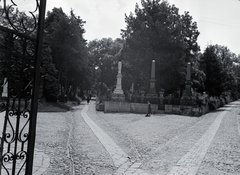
167, 102, 238, 175
81, 104, 148, 174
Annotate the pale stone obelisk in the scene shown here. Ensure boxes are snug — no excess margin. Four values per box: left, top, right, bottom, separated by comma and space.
181, 62, 194, 105
2, 78, 8, 97
184, 62, 192, 96
112, 61, 125, 101
146, 60, 158, 103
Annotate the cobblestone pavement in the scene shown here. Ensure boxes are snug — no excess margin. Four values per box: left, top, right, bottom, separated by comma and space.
167, 104, 236, 175
37, 105, 115, 175
197, 103, 240, 175
0, 100, 240, 174
90, 101, 240, 175
81, 104, 149, 175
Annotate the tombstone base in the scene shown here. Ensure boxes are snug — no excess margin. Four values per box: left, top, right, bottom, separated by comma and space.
111, 93, 125, 102
180, 96, 196, 106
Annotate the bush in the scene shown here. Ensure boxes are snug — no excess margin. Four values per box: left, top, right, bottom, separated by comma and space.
46, 95, 57, 102
58, 95, 67, 103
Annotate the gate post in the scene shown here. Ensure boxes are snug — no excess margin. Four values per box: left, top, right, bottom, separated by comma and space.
26, 0, 47, 174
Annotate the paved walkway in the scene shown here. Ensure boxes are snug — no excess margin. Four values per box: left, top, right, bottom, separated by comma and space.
1, 100, 239, 174
82, 101, 240, 175
32, 149, 50, 175
81, 104, 148, 174
167, 103, 237, 175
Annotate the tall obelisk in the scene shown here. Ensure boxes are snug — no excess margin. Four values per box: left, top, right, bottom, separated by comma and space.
146, 60, 158, 103
2, 78, 8, 97
181, 62, 194, 105
184, 62, 192, 96
112, 60, 125, 101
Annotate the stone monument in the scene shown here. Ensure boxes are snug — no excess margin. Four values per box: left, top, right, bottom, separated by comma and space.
146, 60, 158, 103
112, 60, 125, 101
184, 62, 192, 96
2, 78, 7, 97
181, 62, 195, 105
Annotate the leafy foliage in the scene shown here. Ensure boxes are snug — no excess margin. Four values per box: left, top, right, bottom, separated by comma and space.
121, 0, 200, 94
199, 45, 240, 97
87, 38, 123, 94
44, 8, 89, 97
40, 39, 59, 101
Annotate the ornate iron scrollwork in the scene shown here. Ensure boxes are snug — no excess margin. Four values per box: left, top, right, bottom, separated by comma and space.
0, 0, 47, 174
1, 0, 40, 33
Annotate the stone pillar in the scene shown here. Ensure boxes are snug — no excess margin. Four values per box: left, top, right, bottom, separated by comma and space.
2, 78, 8, 97
146, 60, 158, 103
184, 62, 192, 96
181, 62, 195, 105
130, 82, 134, 92
112, 61, 125, 101
149, 60, 156, 94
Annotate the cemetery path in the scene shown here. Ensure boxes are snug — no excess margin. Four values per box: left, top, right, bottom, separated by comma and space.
167, 101, 240, 175
6, 99, 238, 174
85, 100, 240, 175
34, 104, 115, 175
81, 103, 149, 175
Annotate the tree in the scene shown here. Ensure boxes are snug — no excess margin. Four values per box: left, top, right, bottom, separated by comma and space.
121, 0, 200, 94
214, 45, 237, 92
199, 45, 225, 96
40, 39, 59, 101
45, 8, 89, 97
87, 38, 124, 94
191, 52, 206, 93
199, 45, 240, 97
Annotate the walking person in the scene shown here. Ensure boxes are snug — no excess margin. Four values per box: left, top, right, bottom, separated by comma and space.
145, 101, 151, 117
87, 96, 90, 104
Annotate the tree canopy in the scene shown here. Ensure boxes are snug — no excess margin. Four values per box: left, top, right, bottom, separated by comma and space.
2, 2, 240, 102
199, 45, 240, 97
87, 38, 123, 94
44, 8, 89, 99
121, 0, 200, 94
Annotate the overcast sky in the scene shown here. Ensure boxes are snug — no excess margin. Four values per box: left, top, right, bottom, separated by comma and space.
15, 0, 240, 55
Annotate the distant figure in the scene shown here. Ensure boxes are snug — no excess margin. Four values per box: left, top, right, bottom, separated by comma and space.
145, 101, 151, 117
87, 96, 90, 104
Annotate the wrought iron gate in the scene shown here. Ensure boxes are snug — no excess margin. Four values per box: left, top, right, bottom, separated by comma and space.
0, 0, 46, 174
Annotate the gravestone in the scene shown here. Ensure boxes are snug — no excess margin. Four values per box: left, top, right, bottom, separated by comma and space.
112, 61, 125, 101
